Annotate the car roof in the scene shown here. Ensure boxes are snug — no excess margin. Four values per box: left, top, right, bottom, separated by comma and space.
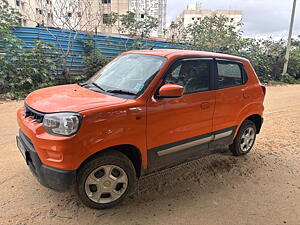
125, 49, 248, 62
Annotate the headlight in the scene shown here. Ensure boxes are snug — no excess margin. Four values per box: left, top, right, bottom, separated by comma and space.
43, 113, 82, 136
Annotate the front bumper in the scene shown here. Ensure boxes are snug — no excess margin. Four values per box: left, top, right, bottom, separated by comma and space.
16, 130, 76, 191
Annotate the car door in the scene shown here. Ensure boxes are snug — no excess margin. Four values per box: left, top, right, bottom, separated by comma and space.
212, 59, 249, 146
146, 58, 216, 171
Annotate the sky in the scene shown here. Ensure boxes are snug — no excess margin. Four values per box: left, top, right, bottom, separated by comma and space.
166, 0, 300, 38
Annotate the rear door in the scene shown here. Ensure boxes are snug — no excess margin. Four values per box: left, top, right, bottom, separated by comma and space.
212, 59, 249, 143
146, 58, 216, 171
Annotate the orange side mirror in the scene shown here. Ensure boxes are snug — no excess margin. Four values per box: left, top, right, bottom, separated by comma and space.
158, 84, 184, 98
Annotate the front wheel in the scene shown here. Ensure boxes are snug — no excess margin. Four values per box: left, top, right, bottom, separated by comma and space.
230, 120, 257, 156
76, 151, 136, 209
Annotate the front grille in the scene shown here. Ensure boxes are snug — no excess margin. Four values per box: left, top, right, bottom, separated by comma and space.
24, 103, 45, 123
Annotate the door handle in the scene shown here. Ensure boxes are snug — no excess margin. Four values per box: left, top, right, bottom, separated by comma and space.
200, 102, 209, 109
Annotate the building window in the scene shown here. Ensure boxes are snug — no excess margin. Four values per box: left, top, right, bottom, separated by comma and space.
36, 8, 43, 15
67, 12, 72, 17
141, 14, 145, 19
47, 13, 53, 21
23, 19, 27, 26
102, 0, 111, 3
16, 0, 20, 6
192, 17, 195, 20
103, 14, 111, 24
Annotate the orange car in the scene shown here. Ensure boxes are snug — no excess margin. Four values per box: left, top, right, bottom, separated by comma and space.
16, 49, 265, 209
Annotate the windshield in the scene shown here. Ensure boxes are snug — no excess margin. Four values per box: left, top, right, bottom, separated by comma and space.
88, 54, 166, 97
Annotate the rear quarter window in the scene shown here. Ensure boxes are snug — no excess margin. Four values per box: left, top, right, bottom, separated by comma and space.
217, 62, 243, 88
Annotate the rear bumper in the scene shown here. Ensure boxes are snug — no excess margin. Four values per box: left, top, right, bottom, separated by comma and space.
16, 130, 76, 191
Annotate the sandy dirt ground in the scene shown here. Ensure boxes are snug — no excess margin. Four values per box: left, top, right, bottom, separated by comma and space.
0, 85, 299, 225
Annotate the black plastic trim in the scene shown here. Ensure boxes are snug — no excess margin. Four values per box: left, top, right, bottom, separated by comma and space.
256, 117, 264, 134
147, 126, 237, 173
260, 117, 264, 133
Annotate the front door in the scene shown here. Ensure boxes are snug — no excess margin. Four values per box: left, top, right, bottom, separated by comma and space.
146, 58, 216, 171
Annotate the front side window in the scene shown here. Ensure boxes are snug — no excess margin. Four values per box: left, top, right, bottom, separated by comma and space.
89, 54, 166, 96
217, 62, 243, 88
164, 60, 210, 94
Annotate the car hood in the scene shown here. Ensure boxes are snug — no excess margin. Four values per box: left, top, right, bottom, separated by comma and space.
25, 84, 128, 113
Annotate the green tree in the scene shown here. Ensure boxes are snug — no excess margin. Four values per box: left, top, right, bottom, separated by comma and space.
0, 0, 21, 28
288, 36, 300, 80
0, 0, 22, 49
238, 38, 286, 82
0, 0, 56, 98
164, 19, 187, 45
104, 11, 159, 51
118, 11, 159, 38
80, 34, 109, 79
185, 15, 243, 54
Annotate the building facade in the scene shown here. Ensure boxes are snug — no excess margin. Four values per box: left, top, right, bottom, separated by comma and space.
78, 0, 167, 36
75, 0, 129, 34
7, 0, 54, 27
129, 0, 167, 37
7, 0, 166, 37
176, 3, 242, 28
166, 3, 242, 40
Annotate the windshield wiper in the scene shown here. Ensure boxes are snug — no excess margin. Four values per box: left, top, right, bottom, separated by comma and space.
106, 89, 136, 95
78, 82, 88, 86
91, 83, 106, 92
81, 82, 106, 92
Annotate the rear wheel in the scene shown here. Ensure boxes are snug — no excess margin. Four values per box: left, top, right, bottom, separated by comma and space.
230, 120, 257, 156
76, 151, 136, 209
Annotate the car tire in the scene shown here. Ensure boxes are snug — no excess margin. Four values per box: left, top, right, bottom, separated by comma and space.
76, 151, 136, 209
229, 120, 257, 156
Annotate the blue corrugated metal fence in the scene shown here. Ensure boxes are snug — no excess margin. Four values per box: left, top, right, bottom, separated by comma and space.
7, 27, 185, 76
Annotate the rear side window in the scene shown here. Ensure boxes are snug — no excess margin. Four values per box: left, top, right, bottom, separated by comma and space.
217, 62, 243, 88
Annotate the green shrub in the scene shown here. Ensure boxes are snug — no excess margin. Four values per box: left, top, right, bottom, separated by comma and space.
281, 73, 300, 84
0, 41, 56, 98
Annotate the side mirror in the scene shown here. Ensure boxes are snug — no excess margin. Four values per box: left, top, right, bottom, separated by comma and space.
158, 84, 184, 98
